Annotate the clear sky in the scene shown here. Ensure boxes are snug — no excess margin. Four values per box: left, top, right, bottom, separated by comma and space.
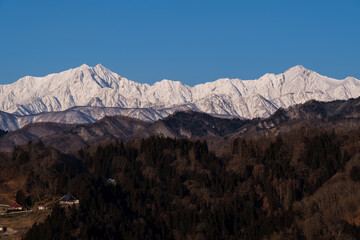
0, 0, 359, 86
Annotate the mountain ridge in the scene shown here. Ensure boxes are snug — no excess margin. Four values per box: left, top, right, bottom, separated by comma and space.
0, 64, 359, 124
2, 97, 360, 153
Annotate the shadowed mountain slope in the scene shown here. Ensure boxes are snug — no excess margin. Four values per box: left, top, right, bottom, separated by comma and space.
2, 97, 360, 153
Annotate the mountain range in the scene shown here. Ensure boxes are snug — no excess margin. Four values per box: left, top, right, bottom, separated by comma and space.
2, 97, 360, 153
2, 64, 360, 240
0, 64, 359, 131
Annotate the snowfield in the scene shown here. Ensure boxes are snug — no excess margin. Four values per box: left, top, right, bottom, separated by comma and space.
0, 64, 359, 131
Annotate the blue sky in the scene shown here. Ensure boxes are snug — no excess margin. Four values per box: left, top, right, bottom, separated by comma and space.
0, 0, 359, 86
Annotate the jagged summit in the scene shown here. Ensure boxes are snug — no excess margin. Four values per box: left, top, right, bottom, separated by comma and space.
93, 63, 109, 72
69, 64, 111, 75
283, 65, 313, 77
0, 64, 359, 121
78, 63, 90, 69
287, 65, 306, 71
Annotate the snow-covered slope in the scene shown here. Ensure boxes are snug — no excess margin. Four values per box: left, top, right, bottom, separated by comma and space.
0, 107, 171, 131
0, 64, 359, 128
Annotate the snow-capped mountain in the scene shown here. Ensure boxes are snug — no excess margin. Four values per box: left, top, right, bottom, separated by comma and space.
0, 106, 185, 131
0, 64, 359, 130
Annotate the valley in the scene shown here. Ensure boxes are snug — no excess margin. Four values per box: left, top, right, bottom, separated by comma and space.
1, 97, 360, 239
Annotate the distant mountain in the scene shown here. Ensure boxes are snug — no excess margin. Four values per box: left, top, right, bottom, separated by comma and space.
240, 97, 360, 138
150, 111, 249, 138
0, 106, 173, 131
0, 111, 248, 153
0, 105, 232, 131
2, 97, 360, 153
0, 115, 151, 153
0, 64, 359, 128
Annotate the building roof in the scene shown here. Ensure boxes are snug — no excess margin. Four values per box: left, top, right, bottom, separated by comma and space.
59, 193, 78, 202
9, 201, 21, 208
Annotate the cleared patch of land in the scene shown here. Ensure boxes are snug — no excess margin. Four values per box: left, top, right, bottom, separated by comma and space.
0, 210, 49, 240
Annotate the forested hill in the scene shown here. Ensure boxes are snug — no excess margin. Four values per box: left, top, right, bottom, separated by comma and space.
3, 97, 360, 154
0, 128, 7, 137
2, 126, 360, 239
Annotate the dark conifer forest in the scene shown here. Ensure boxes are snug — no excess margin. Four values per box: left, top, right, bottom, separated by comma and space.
1, 126, 360, 239
0, 128, 7, 138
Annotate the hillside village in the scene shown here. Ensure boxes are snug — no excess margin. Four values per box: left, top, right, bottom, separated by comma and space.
0, 192, 79, 239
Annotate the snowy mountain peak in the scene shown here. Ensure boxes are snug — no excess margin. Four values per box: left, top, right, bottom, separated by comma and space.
290, 65, 306, 71
93, 63, 108, 71
77, 63, 91, 70
284, 65, 312, 76
0, 64, 359, 124
72, 64, 111, 76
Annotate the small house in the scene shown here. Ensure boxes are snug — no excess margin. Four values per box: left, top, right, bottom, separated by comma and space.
8, 201, 22, 211
105, 178, 116, 186
58, 193, 79, 205
38, 206, 47, 210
